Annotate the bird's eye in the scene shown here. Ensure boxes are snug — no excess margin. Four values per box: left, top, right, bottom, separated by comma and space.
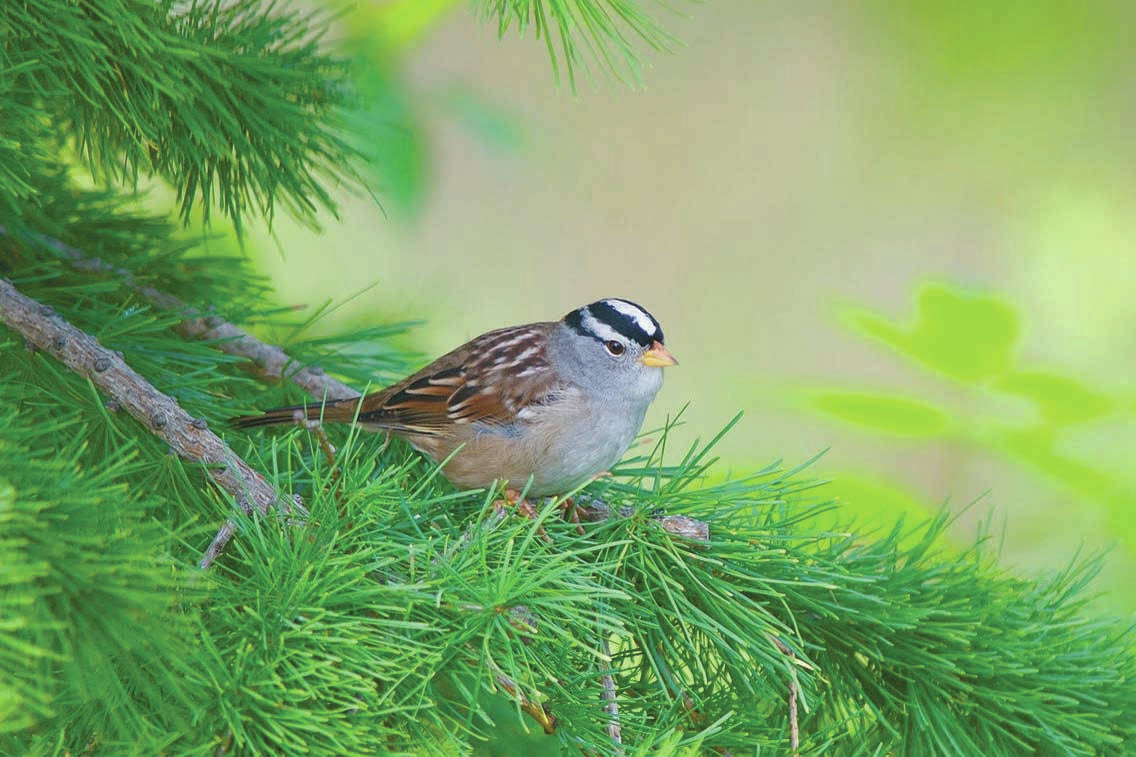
604, 340, 625, 356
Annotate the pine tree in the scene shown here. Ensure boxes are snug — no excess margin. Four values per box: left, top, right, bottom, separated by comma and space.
2, 2, 1134, 754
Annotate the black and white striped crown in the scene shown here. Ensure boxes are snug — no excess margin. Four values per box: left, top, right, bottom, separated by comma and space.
563, 298, 664, 347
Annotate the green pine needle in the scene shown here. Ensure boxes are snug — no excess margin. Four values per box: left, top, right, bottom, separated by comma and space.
2, 2, 1135, 752
0, 0, 360, 231
478, 0, 685, 88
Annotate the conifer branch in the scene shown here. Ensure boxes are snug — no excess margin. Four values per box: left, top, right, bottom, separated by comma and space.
6, 0, 1136, 751
0, 226, 359, 402
2, 224, 358, 568
788, 677, 799, 756
2, 230, 718, 559
1, 227, 714, 563
0, 277, 301, 568
1, 0, 358, 229
576, 497, 710, 542
479, 0, 682, 87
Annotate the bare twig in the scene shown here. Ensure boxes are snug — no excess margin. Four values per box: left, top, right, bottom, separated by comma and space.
213, 729, 234, 757
2, 227, 364, 565
770, 636, 800, 756
488, 663, 558, 735
0, 278, 301, 570
0, 225, 358, 402
599, 636, 623, 749
200, 520, 241, 569
575, 498, 710, 543
789, 675, 799, 756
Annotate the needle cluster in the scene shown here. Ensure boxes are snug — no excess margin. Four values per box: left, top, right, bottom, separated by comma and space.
1, 1, 1134, 755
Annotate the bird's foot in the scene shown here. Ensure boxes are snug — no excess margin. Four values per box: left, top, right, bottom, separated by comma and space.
559, 498, 586, 536
493, 488, 550, 541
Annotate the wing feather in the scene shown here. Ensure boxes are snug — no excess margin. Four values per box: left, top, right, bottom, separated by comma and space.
353, 323, 562, 435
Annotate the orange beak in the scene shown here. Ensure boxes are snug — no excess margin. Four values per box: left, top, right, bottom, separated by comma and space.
640, 340, 678, 367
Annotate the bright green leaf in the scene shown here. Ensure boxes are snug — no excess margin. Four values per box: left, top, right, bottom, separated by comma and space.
991, 425, 1124, 505
994, 370, 1115, 426
843, 282, 1020, 383
809, 391, 951, 436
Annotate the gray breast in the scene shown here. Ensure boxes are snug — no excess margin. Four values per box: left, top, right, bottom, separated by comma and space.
518, 394, 649, 495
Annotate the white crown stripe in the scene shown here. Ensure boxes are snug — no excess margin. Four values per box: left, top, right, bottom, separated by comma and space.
604, 299, 658, 337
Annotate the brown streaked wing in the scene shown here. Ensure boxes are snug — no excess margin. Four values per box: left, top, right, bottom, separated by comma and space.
353, 323, 559, 434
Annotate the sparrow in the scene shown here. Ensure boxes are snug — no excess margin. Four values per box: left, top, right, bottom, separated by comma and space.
232, 298, 677, 498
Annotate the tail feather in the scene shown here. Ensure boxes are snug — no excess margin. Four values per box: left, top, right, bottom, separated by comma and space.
230, 397, 362, 430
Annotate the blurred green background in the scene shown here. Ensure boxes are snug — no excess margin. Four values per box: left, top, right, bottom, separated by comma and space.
242, 1, 1135, 611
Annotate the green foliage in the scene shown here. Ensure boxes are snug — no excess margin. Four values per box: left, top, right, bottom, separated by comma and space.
808, 392, 950, 437
0, 192, 420, 753
349, 0, 683, 87
807, 281, 1136, 595
993, 370, 1114, 426
3, 0, 1135, 753
477, 0, 680, 87
0, 0, 357, 230
332, 1, 529, 223
0, 411, 201, 749
844, 283, 1019, 383
327, 0, 686, 220
4, 239, 1135, 752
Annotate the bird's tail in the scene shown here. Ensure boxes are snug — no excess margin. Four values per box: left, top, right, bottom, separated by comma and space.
230, 396, 363, 430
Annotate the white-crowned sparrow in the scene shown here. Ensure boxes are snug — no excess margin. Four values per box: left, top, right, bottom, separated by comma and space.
233, 298, 677, 496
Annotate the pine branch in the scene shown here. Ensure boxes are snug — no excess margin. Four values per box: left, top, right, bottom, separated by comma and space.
478, 0, 683, 87
0, 225, 715, 563
5, 2, 1135, 750
0, 277, 301, 566
576, 496, 710, 542
0, 225, 360, 402
1, 0, 359, 229
6, 224, 1132, 753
